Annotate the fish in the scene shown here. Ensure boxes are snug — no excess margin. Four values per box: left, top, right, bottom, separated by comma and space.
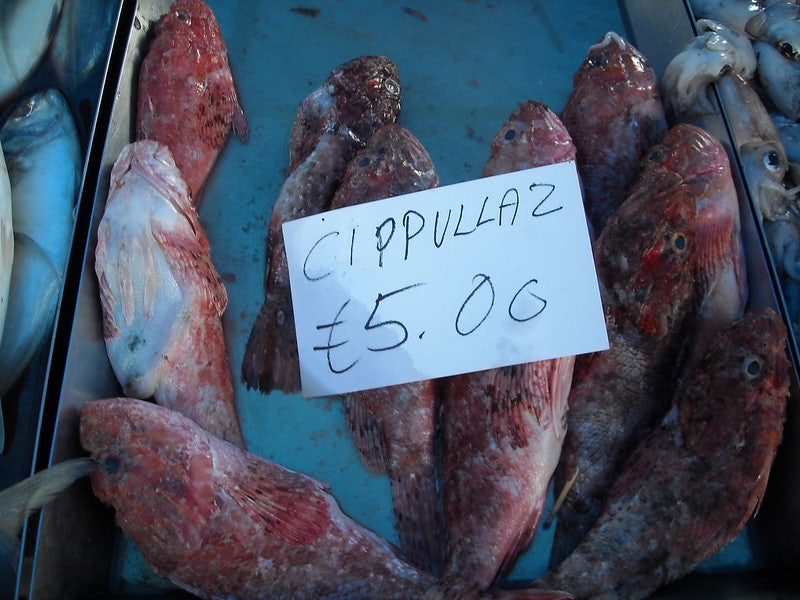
560, 32, 667, 236
136, 0, 248, 201
550, 123, 747, 566
241, 55, 402, 395
50, 0, 118, 101
328, 123, 443, 575
689, 0, 766, 33
0, 90, 80, 454
425, 101, 576, 600
79, 397, 572, 600
536, 307, 790, 600
772, 110, 800, 186
94, 140, 244, 448
0, 0, 62, 107
0, 457, 97, 599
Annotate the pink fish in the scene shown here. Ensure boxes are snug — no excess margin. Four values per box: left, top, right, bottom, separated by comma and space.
241, 55, 402, 394
537, 307, 789, 599
426, 101, 576, 600
561, 32, 667, 235
137, 0, 247, 201
80, 397, 571, 600
95, 140, 244, 447
550, 123, 747, 565
329, 123, 443, 574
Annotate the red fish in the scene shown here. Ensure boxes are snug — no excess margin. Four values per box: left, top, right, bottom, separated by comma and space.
95, 140, 244, 447
537, 307, 789, 599
426, 101, 577, 600
79, 397, 571, 600
137, 0, 247, 201
550, 123, 747, 565
329, 123, 443, 574
241, 55, 402, 394
561, 32, 667, 235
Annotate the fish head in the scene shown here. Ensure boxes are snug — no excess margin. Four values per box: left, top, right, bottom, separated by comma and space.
597, 124, 740, 338
483, 100, 576, 176
330, 55, 402, 145
332, 123, 439, 204
80, 398, 216, 570
678, 307, 789, 462
572, 32, 655, 100
156, 0, 221, 52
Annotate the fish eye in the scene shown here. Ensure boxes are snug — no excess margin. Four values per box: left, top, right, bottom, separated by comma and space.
588, 52, 608, 68
504, 129, 516, 141
779, 41, 797, 60
174, 10, 191, 24
103, 456, 120, 475
383, 76, 400, 97
743, 355, 762, 379
670, 231, 689, 252
648, 147, 667, 163
764, 151, 782, 172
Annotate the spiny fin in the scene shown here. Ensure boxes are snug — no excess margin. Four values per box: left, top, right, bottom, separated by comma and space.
233, 104, 248, 142
222, 452, 332, 544
343, 395, 390, 474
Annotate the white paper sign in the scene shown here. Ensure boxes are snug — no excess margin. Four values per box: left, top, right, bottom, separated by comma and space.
283, 161, 608, 397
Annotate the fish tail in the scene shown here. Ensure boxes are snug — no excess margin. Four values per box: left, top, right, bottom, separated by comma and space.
241, 298, 300, 394
0, 458, 97, 536
391, 470, 446, 577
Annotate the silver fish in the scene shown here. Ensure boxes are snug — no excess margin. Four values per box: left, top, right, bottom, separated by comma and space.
0, 458, 96, 599
0, 0, 63, 107
0, 89, 80, 453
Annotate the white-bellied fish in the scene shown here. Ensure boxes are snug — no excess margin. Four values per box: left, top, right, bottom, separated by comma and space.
95, 140, 244, 447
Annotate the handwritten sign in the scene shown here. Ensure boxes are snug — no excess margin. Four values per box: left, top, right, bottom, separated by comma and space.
283, 161, 608, 397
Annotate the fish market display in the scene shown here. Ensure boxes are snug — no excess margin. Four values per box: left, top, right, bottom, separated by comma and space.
136, 0, 248, 201
427, 101, 576, 600
536, 307, 790, 600
560, 32, 667, 235
0, 0, 62, 107
80, 397, 570, 600
94, 140, 244, 447
662, 16, 800, 335
329, 124, 443, 574
550, 123, 747, 566
242, 55, 402, 395
0, 89, 80, 403
0, 458, 96, 599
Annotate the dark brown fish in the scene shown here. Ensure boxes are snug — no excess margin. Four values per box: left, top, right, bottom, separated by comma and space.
426, 101, 576, 600
550, 123, 747, 565
329, 123, 444, 575
80, 397, 572, 600
137, 0, 247, 201
241, 55, 401, 395
537, 307, 789, 599
561, 32, 667, 235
